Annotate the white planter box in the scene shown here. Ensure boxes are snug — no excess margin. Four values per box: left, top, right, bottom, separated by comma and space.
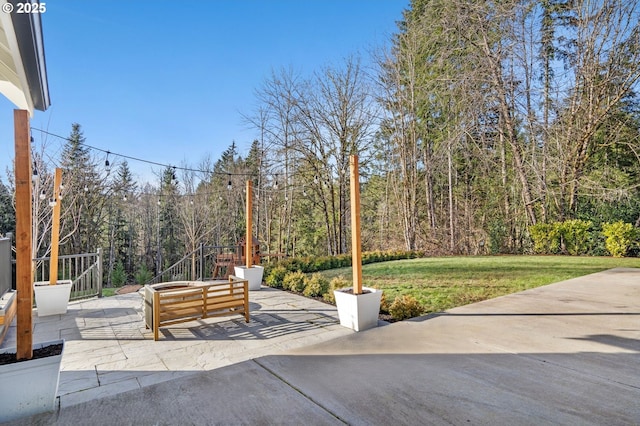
334, 287, 383, 332
234, 266, 264, 291
0, 339, 64, 423
34, 280, 73, 316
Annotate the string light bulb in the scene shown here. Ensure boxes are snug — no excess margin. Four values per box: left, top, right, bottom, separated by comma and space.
48, 198, 57, 207
31, 162, 39, 182
105, 151, 111, 173
227, 175, 232, 191
39, 189, 46, 200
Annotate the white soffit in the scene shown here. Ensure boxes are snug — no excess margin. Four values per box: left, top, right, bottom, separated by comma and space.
0, 1, 33, 114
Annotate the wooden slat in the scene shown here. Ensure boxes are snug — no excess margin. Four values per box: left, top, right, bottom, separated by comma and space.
350, 155, 363, 295
14, 110, 33, 360
0, 295, 17, 344
49, 168, 62, 285
150, 278, 250, 340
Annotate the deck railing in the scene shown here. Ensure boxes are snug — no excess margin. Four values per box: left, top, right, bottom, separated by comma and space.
33, 248, 103, 300
147, 244, 241, 284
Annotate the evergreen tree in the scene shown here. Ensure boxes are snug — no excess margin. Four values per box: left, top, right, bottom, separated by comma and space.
0, 180, 15, 236
59, 123, 107, 255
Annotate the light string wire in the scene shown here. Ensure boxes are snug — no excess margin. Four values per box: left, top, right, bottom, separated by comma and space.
29, 127, 316, 199
30, 127, 255, 177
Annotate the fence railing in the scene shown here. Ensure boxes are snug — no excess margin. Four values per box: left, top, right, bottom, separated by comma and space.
147, 244, 241, 285
33, 249, 103, 300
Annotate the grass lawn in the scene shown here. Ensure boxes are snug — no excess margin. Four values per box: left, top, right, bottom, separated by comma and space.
320, 255, 640, 313
101, 287, 118, 297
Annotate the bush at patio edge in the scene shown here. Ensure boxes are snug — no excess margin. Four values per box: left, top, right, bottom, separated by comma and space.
265, 265, 288, 288
303, 273, 330, 297
390, 295, 424, 321
282, 270, 306, 292
322, 276, 351, 304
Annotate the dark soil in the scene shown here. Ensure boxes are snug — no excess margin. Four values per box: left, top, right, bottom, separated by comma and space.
0, 343, 63, 366
337, 288, 372, 295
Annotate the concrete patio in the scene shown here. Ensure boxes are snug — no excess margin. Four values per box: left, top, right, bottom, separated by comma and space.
0, 286, 354, 410
2, 268, 639, 425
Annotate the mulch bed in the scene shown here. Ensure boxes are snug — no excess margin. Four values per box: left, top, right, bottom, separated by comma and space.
116, 285, 142, 294
0, 343, 63, 366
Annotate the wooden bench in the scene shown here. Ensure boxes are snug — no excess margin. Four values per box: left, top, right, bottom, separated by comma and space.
144, 276, 249, 341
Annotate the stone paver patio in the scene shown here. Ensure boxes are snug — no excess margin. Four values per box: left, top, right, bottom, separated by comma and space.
0, 286, 354, 408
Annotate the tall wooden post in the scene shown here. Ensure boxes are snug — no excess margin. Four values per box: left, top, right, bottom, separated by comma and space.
49, 167, 62, 285
246, 180, 252, 268
14, 109, 33, 360
350, 155, 363, 295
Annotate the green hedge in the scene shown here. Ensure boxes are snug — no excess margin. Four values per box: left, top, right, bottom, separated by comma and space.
529, 220, 639, 257
263, 250, 423, 278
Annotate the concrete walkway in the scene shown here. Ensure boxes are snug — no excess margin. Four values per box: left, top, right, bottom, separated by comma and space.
2, 268, 640, 425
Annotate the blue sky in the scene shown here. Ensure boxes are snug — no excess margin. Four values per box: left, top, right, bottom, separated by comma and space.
1, 0, 408, 184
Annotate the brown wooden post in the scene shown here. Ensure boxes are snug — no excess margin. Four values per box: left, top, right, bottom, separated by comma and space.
350, 155, 363, 295
14, 109, 33, 360
49, 167, 62, 285
246, 180, 252, 268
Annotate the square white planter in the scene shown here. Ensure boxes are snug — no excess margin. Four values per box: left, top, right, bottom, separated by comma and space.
34, 280, 73, 316
234, 266, 264, 291
0, 339, 64, 423
334, 286, 383, 332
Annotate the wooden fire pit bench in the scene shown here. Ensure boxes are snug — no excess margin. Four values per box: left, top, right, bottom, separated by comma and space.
144, 276, 249, 341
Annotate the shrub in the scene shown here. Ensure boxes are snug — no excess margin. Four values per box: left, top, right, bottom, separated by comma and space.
559, 219, 593, 255
265, 265, 288, 288
111, 261, 127, 287
389, 295, 424, 321
303, 273, 330, 297
602, 221, 638, 257
134, 264, 153, 285
529, 223, 562, 254
282, 270, 307, 292
379, 292, 390, 314
322, 275, 351, 304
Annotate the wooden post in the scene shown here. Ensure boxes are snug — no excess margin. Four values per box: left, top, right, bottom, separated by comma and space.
49, 167, 62, 285
350, 155, 363, 295
14, 109, 33, 360
246, 180, 252, 268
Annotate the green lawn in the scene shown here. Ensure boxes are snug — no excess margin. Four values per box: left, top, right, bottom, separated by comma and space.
320, 255, 640, 313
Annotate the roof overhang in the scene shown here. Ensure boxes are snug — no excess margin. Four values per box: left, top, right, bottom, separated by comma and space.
0, 0, 50, 115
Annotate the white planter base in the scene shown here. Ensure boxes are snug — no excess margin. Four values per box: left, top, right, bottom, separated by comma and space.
34, 280, 73, 316
234, 266, 264, 291
334, 287, 383, 332
0, 339, 64, 423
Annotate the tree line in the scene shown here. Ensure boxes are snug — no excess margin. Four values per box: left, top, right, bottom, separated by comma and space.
1, 0, 639, 283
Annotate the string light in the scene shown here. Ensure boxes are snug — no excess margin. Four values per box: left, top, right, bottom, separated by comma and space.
29, 128, 322, 203
32, 162, 39, 182
48, 198, 56, 207
39, 189, 46, 200
31, 127, 258, 178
